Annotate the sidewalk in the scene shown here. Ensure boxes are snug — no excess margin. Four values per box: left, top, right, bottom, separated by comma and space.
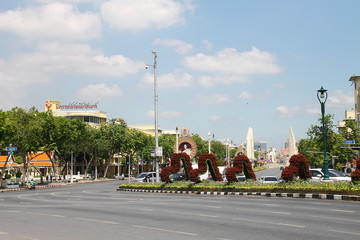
0, 178, 118, 192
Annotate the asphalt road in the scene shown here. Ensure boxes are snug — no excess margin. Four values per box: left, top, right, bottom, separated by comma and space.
0, 181, 359, 240
255, 165, 283, 179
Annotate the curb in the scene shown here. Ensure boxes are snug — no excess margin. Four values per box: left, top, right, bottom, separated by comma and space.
117, 188, 360, 202
0, 179, 117, 193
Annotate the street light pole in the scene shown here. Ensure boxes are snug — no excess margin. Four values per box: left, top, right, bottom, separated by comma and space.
148, 51, 160, 182
317, 86, 330, 180
175, 126, 179, 153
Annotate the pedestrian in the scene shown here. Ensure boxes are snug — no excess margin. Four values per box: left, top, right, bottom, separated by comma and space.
50, 175, 53, 182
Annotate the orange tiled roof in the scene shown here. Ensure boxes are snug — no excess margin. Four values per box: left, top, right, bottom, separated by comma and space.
0, 155, 20, 167
28, 152, 57, 167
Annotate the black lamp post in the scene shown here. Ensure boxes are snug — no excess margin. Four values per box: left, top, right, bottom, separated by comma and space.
317, 86, 330, 180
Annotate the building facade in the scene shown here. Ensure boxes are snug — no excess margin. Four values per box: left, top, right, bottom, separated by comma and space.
44, 100, 107, 126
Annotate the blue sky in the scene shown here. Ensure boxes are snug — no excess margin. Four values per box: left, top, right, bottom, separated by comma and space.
0, 0, 358, 150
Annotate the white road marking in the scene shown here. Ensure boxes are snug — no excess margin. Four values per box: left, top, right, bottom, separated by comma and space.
328, 229, 360, 236
133, 225, 198, 236
206, 205, 222, 209
263, 204, 280, 207
236, 208, 290, 215
27, 212, 65, 218
139, 208, 153, 211
233, 218, 304, 228
74, 217, 119, 225
295, 206, 355, 213
166, 210, 218, 218
310, 215, 360, 223
0, 231, 8, 235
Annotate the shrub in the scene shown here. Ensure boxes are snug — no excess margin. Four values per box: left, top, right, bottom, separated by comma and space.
281, 154, 311, 181
351, 157, 360, 182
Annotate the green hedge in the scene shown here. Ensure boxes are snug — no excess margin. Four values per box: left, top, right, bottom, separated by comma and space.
120, 180, 360, 195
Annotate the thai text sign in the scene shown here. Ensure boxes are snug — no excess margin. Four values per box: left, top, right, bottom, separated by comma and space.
56, 102, 99, 110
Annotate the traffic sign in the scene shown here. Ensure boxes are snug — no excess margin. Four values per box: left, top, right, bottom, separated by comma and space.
343, 140, 355, 144
6, 147, 17, 151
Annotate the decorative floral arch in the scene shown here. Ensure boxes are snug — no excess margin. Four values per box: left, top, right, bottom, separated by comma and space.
160, 153, 192, 183
225, 154, 256, 182
189, 153, 223, 183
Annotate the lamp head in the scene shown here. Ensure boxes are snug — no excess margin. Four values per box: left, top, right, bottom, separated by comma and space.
317, 86, 328, 103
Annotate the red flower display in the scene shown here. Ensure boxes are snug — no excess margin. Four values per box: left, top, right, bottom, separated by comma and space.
189, 153, 223, 183
225, 154, 256, 182
281, 154, 311, 181
160, 153, 192, 183
350, 157, 360, 182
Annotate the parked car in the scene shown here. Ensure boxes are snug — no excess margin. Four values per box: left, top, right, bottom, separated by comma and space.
133, 172, 156, 182
169, 173, 187, 181
259, 176, 279, 183
310, 168, 351, 181
234, 173, 247, 181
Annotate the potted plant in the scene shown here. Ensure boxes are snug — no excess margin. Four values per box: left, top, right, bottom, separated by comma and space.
4, 172, 11, 184
15, 171, 22, 183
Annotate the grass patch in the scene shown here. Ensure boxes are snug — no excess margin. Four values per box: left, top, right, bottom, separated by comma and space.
120, 180, 360, 195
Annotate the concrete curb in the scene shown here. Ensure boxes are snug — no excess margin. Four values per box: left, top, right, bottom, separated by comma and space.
117, 188, 360, 202
0, 179, 117, 193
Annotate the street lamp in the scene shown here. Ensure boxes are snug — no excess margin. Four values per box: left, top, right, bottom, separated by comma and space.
147, 51, 160, 182
317, 86, 330, 180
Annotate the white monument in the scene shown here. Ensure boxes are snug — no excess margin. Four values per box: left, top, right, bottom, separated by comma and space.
246, 127, 255, 160
288, 127, 298, 162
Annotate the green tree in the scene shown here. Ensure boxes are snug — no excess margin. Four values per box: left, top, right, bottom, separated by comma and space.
3, 108, 44, 186
191, 134, 208, 160
210, 141, 227, 166
299, 114, 359, 169
158, 134, 175, 160
99, 119, 128, 177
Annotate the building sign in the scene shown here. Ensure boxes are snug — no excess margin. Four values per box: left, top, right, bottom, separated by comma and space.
56, 102, 99, 110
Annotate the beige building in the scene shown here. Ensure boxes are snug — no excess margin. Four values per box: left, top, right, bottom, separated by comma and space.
349, 76, 360, 128
337, 108, 356, 134
44, 100, 107, 126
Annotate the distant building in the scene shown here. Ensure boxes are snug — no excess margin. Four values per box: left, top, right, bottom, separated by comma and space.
254, 141, 267, 153
44, 100, 107, 126
349, 75, 360, 128
129, 125, 163, 136
337, 108, 356, 134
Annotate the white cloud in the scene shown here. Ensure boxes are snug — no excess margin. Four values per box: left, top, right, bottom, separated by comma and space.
160, 111, 181, 118
0, 42, 144, 107
209, 115, 222, 122
197, 75, 248, 87
140, 72, 193, 88
146, 110, 180, 119
275, 105, 301, 119
153, 38, 193, 54
77, 84, 123, 100
0, 2, 101, 41
146, 110, 155, 118
100, 0, 194, 30
239, 91, 253, 100
183, 47, 283, 74
328, 90, 354, 109
189, 93, 232, 105
202, 40, 213, 51
13, 42, 143, 77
